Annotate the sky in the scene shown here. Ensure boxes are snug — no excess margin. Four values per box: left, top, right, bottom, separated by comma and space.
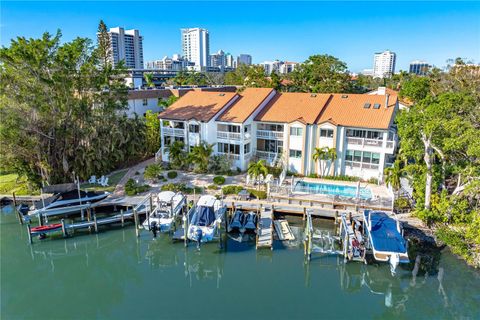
1, 1, 480, 72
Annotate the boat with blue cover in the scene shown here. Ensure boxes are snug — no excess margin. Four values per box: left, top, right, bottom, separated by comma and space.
363, 210, 409, 275
187, 195, 226, 245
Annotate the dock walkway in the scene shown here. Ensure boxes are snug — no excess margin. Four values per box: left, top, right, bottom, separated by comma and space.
256, 208, 273, 249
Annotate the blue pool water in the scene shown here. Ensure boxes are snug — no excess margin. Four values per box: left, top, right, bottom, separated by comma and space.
294, 181, 373, 199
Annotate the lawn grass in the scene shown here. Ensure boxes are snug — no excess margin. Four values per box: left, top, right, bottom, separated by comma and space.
0, 174, 40, 196
80, 169, 128, 192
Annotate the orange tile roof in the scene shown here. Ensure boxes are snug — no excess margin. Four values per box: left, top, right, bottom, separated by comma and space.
216, 88, 274, 123
255, 92, 331, 124
158, 91, 238, 122
316, 94, 397, 129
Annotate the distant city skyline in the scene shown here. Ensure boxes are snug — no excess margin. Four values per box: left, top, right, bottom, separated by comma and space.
1, 1, 479, 72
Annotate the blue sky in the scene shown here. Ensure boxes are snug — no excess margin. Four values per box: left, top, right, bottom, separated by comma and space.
1, 1, 479, 72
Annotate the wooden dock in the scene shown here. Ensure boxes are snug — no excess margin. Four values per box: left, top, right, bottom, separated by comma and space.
256, 207, 273, 250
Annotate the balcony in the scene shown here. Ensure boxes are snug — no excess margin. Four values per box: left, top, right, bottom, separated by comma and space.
217, 131, 241, 141
256, 150, 280, 165
218, 152, 240, 160
346, 137, 395, 149
257, 130, 284, 140
162, 127, 185, 137
345, 161, 379, 170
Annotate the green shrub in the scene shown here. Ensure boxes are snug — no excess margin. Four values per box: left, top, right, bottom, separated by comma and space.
221, 185, 243, 195
213, 176, 225, 185
367, 177, 379, 184
144, 164, 162, 180
247, 188, 267, 200
308, 173, 318, 178
167, 171, 178, 179
394, 197, 411, 211
207, 184, 218, 190
266, 165, 282, 178
161, 182, 203, 194
125, 178, 150, 196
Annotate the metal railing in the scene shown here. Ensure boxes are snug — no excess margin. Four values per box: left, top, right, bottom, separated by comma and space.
346, 137, 395, 149
217, 131, 241, 140
162, 127, 185, 137
257, 130, 284, 140
218, 152, 240, 160
256, 150, 279, 162
345, 161, 379, 170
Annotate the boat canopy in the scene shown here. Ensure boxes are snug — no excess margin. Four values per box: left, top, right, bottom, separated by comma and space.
191, 206, 216, 227
365, 211, 407, 254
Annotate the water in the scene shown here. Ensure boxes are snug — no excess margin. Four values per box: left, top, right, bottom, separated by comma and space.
2, 205, 480, 320
295, 181, 373, 199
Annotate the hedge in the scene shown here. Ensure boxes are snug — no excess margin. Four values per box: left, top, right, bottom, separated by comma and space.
125, 178, 150, 196
247, 188, 267, 200
221, 185, 243, 195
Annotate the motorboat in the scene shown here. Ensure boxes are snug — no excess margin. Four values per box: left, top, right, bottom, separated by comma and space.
142, 191, 186, 234
28, 189, 108, 217
227, 210, 245, 233
187, 195, 226, 245
243, 211, 257, 234
363, 210, 409, 275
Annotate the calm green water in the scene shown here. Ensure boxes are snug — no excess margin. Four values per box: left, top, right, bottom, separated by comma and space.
2, 206, 480, 320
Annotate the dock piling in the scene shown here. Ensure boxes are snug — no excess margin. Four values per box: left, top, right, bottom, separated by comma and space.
13, 192, 24, 225
61, 219, 67, 237
27, 224, 32, 244
121, 209, 124, 227
93, 213, 98, 233
134, 209, 139, 237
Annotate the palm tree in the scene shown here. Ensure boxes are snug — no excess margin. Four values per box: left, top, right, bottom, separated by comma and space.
166, 141, 185, 169
312, 147, 327, 177
144, 73, 155, 88
326, 147, 337, 176
189, 142, 214, 173
384, 160, 403, 197
248, 160, 268, 190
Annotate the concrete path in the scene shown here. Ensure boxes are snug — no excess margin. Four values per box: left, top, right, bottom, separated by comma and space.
114, 158, 156, 196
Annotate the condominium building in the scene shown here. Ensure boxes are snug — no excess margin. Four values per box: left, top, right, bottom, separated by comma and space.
107, 27, 144, 69
158, 88, 399, 181
237, 54, 252, 66
373, 50, 396, 78
278, 61, 298, 74
145, 55, 190, 71
181, 28, 210, 71
226, 53, 236, 68
210, 50, 226, 71
409, 60, 430, 75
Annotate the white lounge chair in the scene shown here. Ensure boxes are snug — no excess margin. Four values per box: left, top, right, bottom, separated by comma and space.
101, 177, 109, 187
88, 175, 97, 184
97, 175, 105, 186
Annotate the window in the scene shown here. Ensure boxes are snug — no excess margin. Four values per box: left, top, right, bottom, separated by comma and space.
189, 124, 199, 133
163, 136, 172, 145
372, 153, 380, 164
218, 143, 240, 155
228, 125, 240, 133
290, 127, 303, 136
354, 151, 362, 162
244, 143, 250, 154
142, 98, 148, 106
346, 150, 354, 162
373, 103, 381, 109
362, 151, 372, 163
244, 125, 250, 133
289, 149, 302, 158
320, 129, 334, 138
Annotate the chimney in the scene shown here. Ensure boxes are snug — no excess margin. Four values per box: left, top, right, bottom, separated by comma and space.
385, 93, 390, 108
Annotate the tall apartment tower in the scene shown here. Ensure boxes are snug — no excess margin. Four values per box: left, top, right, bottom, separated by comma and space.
237, 54, 252, 66
373, 50, 396, 78
181, 28, 210, 71
107, 27, 144, 69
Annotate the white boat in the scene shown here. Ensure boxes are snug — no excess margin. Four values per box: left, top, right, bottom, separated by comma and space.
29, 189, 109, 217
187, 195, 226, 244
142, 191, 186, 233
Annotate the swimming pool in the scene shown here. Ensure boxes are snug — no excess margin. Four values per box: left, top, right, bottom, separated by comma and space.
294, 181, 373, 199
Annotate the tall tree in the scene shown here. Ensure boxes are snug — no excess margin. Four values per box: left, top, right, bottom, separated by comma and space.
0, 29, 146, 185
96, 20, 111, 68
290, 54, 352, 93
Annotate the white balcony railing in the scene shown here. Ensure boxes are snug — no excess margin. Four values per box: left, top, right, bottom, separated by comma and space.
217, 131, 241, 140
218, 152, 240, 160
345, 161, 379, 170
162, 127, 185, 137
257, 130, 284, 140
256, 150, 279, 162
347, 137, 393, 149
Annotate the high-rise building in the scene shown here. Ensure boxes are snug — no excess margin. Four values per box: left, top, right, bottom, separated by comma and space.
409, 60, 430, 75
107, 27, 144, 69
237, 54, 252, 66
373, 50, 396, 78
225, 53, 236, 68
210, 50, 226, 71
181, 28, 210, 71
